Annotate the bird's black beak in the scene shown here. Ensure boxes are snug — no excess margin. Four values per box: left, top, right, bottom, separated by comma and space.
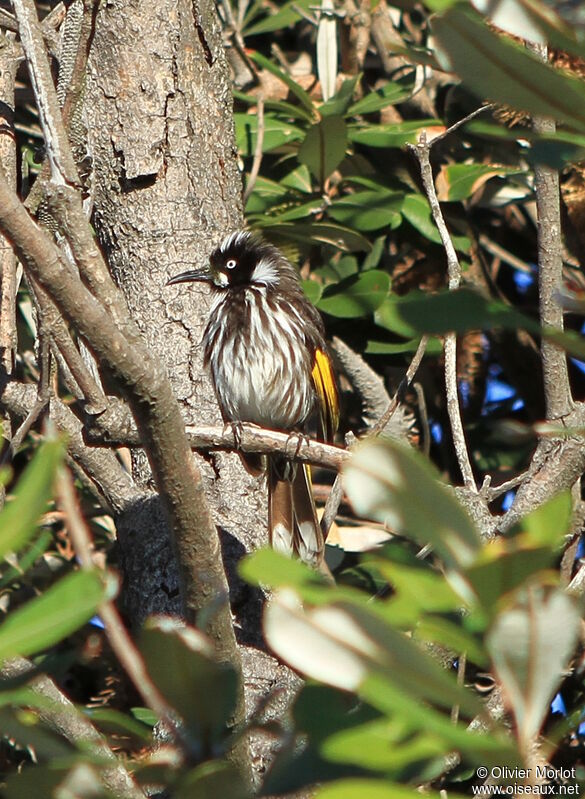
166, 267, 212, 287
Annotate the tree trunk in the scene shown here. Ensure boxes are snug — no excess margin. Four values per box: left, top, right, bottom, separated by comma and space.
83, 0, 299, 779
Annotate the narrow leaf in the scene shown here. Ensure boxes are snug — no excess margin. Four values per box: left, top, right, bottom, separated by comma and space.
318, 271, 390, 317
0, 439, 64, 560
432, 6, 585, 132
0, 570, 112, 661
317, 0, 337, 102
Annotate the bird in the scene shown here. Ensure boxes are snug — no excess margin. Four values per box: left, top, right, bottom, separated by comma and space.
167, 230, 339, 569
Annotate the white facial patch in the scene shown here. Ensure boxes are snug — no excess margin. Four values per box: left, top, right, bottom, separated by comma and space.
251, 257, 279, 287
213, 271, 229, 287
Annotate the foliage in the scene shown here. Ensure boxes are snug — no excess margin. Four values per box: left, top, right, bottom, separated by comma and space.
3, 0, 585, 796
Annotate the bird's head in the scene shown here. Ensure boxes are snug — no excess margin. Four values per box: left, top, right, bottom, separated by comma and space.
166, 231, 284, 290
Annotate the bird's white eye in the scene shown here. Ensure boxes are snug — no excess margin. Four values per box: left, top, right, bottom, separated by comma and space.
226, 258, 237, 269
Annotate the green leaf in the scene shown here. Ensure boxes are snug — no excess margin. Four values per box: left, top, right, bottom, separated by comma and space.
518, 491, 572, 547
255, 220, 372, 252
401, 194, 471, 250
299, 116, 348, 186
343, 437, 482, 569
437, 163, 525, 202
264, 588, 481, 715
321, 718, 446, 772
362, 235, 386, 270
244, 0, 313, 35
302, 279, 323, 305
0, 570, 112, 661
348, 76, 416, 116
0, 439, 64, 561
281, 164, 314, 193
360, 672, 518, 766
373, 287, 585, 360
320, 76, 361, 118
317, 271, 390, 318
233, 90, 314, 123
176, 761, 248, 799
234, 113, 305, 156
348, 119, 441, 148
365, 337, 442, 355
140, 618, 238, 741
329, 191, 404, 231
248, 51, 315, 115
432, 6, 585, 133
486, 587, 580, 750
86, 707, 153, 741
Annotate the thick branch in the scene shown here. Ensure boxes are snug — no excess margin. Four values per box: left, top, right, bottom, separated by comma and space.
1, 379, 139, 513
528, 41, 572, 420
0, 171, 239, 671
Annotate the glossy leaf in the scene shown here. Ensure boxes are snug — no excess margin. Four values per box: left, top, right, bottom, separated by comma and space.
436, 163, 524, 202
348, 77, 415, 116
320, 75, 361, 118
328, 191, 404, 231
256, 221, 371, 252
486, 587, 580, 749
0, 570, 112, 661
318, 271, 390, 317
140, 617, 238, 740
302, 279, 323, 305
233, 90, 315, 123
348, 120, 443, 148
321, 718, 446, 771
244, 0, 313, 35
0, 439, 64, 561
234, 113, 305, 156
401, 194, 471, 250
299, 116, 348, 185
432, 6, 585, 132
264, 588, 481, 715
343, 437, 481, 569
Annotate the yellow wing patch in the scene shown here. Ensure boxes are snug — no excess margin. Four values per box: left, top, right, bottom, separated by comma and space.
311, 348, 339, 442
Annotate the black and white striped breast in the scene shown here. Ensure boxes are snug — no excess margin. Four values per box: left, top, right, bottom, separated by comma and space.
203, 286, 316, 430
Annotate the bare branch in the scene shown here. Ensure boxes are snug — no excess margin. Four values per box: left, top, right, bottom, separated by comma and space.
55, 467, 183, 739
409, 128, 477, 491
1, 380, 139, 513
11, 0, 78, 185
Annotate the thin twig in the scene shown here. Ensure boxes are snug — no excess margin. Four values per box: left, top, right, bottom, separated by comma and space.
320, 431, 355, 541
55, 467, 183, 737
408, 127, 477, 491
370, 334, 429, 436
11, 0, 78, 185
243, 95, 264, 204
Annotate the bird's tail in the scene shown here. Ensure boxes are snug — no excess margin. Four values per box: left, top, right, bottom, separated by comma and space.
268, 459, 325, 570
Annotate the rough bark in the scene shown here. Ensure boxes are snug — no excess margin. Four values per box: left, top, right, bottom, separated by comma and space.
83, 0, 299, 777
